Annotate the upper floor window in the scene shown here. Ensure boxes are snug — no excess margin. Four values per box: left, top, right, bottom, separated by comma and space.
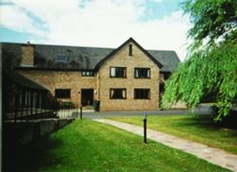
129, 44, 133, 56
55, 54, 67, 63
134, 89, 150, 99
110, 88, 126, 99
110, 67, 126, 78
134, 68, 150, 78
82, 71, 94, 77
55, 89, 71, 99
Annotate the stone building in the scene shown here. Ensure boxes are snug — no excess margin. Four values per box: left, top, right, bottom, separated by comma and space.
1, 38, 180, 111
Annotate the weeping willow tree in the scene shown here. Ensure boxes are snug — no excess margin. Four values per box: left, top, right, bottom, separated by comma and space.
162, 0, 237, 120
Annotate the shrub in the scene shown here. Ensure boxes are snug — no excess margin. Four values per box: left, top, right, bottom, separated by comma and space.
59, 101, 76, 109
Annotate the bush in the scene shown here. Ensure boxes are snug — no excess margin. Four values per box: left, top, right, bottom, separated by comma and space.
50, 97, 60, 111
59, 101, 76, 109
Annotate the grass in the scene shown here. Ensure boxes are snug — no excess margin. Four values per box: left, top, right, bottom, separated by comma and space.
108, 114, 237, 154
3, 119, 231, 172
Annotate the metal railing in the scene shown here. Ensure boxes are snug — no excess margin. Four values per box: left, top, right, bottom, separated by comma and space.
57, 107, 81, 119
3, 90, 83, 123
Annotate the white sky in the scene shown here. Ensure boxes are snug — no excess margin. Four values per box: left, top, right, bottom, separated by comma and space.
0, 0, 192, 61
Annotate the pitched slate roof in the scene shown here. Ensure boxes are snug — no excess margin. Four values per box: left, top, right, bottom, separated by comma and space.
34, 44, 114, 70
1, 38, 180, 72
148, 50, 180, 72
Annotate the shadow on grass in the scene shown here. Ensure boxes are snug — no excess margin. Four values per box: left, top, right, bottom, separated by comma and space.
180, 114, 237, 131
215, 113, 237, 130
171, 115, 214, 127
3, 134, 64, 172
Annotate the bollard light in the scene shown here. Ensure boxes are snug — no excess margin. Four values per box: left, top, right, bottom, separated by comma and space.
143, 113, 148, 143
80, 105, 83, 119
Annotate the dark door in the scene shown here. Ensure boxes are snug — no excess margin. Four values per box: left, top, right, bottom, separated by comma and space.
81, 89, 94, 106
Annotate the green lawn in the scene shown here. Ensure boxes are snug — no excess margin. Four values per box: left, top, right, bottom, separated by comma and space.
4, 119, 231, 172
108, 114, 237, 155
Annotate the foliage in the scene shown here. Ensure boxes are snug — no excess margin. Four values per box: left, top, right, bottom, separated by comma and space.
162, 0, 237, 120
59, 101, 76, 109
163, 42, 237, 120
182, 0, 237, 50
49, 95, 60, 111
49, 97, 76, 110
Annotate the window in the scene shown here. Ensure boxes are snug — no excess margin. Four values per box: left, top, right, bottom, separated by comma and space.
134, 68, 150, 78
159, 73, 164, 80
55, 89, 71, 98
134, 89, 150, 99
129, 44, 133, 56
110, 88, 126, 99
82, 71, 94, 76
55, 54, 67, 63
159, 73, 165, 83
110, 67, 126, 78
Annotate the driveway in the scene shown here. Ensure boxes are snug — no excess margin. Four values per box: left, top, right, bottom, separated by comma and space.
80, 105, 214, 119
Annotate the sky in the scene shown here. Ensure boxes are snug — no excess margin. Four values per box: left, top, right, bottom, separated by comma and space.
0, 0, 191, 61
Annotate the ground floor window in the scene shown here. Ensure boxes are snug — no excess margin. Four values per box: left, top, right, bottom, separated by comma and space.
110, 88, 126, 99
134, 89, 150, 99
55, 89, 71, 99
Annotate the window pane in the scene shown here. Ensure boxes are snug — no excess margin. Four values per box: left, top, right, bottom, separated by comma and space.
134, 89, 150, 99
147, 69, 150, 78
110, 67, 126, 78
82, 71, 94, 76
129, 44, 133, 56
134, 68, 150, 78
110, 89, 126, 99
55, 89, 71, 98
111, 67, 116, 77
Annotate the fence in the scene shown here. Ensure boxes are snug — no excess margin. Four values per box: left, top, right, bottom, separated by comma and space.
3, 106, 82, 123
3, 89, 82, 123
57, 107, 81, 119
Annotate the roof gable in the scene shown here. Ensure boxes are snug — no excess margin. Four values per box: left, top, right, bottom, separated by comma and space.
95, 37, 163, 71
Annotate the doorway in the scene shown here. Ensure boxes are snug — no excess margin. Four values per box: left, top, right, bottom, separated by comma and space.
81, 89, 94, 106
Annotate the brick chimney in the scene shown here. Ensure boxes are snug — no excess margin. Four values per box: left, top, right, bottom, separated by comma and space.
21, 41, 34, 66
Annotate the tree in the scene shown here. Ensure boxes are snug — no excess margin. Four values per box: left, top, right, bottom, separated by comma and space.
161, 0, 237, 120
184, 0, 237, 50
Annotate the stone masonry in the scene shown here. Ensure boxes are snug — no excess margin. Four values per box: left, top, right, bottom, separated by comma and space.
21, 44, 34, 66
16, 39, 165, 111
98, 41, 160, 111
19, 70, 97, 107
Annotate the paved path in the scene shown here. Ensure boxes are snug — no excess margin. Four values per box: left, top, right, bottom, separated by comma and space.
93, 119, 237, 172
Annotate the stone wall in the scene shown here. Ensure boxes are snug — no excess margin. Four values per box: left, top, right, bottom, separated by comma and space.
98, 41, 160, 111
19, 70, 97, 106
3, 118, 74, 146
